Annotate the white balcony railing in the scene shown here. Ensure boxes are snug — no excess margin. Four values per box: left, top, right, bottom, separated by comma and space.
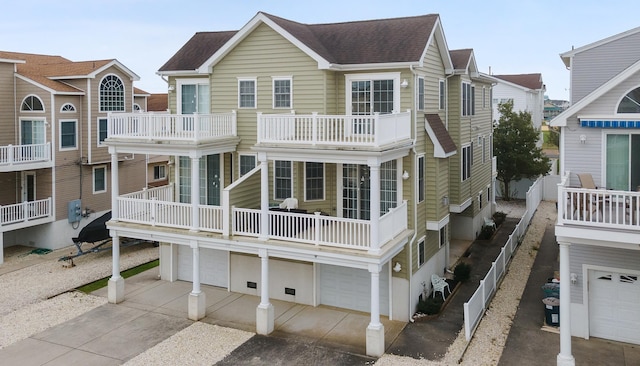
114, 187, 408, 250
107, 112, 237, 143
557, 173, 640, 230
121, 184, 174, 201
0, 143, 51, 166
0, 198, 52, 227
257, 111, 411, 148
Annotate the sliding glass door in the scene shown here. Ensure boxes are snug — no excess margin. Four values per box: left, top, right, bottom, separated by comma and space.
606, 134, 640, 191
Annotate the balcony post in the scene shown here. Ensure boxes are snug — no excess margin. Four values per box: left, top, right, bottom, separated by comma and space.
256, 112, 263, 143
259, 153, 269, 240
110, 150, 119, 221
194, 113, 200, 142
312, 112, 318, 145
369, 161, 381, 253
190, 156, 200, 231
256, 248, 274, 335
188, 240, 206, 320
8, 144, 13, 165
373, 112, 380, 146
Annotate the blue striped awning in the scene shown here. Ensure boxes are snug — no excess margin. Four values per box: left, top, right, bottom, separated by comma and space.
580, 120, 640, 128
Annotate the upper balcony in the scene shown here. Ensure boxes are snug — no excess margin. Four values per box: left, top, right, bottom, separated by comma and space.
0, 143, 53, 172
256, 110, 412, 151
106, 112, 237, 147
113, 184, 409, 254
0, 198, 54, 231
556, 172, 640, 247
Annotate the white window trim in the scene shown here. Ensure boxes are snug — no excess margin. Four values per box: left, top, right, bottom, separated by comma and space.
59, 119, 78, 151
272, 76, 293, 109
417, 154, 425, 203
461, 143, 471, 182
439, 79, 446, 110
97, 118, 108, 147
176, 78, 210, 114
417, 236, 426, 267
60, 103, 76, 113
304, 162, 325, 202
153, 164, 167, 181
21, 94, 45, 112
273, 160, 293, 200
345, 72, 401, 114
93, 165, 107, 194
98, 74, 125, 113
238, 77, 257, 109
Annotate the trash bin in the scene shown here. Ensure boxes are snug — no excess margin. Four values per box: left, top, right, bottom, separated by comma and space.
543, 297, 560, 326
541, 283, 560, 298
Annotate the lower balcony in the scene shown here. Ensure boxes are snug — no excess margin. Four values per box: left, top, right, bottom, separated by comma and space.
0, 143, 53, 172
115, 185, 408, 252
0, 198, 54, 231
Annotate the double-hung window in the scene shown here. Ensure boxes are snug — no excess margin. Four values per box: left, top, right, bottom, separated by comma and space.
305, 162, 324, 201
439, 226, 447, 248
418, 238, 425, 266
417, 155, 425, 202
417, 77, 425, 111
153, 165, 166, 180
238, 79, 256, 108
462, 82, 475, 116
60, 120, 77, 150
274, 160, 292, 200
93, 166, 107, 193
462, 144, 472, 181
273, 77, 292, 108
439, 80, 446, 110
239, 154, 256, 177
97, 118, 108, 145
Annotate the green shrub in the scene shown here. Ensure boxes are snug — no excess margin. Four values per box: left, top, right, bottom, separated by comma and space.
454, 262, 471, 283
417, 296, 443, 315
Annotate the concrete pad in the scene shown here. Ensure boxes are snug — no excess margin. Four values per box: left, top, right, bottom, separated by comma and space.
41, 349, 121, 366
162, 285, 235, 313
78, 312, 191, 361
209, 295, 260, 326
33, 304, 147, 348
319, 312, 368, 353
274, 304, 306, 328
0, 338, 72, 365
277, 306, 349, 338
125, 280, 192, 307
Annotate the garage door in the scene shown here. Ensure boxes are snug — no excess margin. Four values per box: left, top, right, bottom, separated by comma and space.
319, 264, 389, 316
177, 246, 228, 288
589, 269, 640, 344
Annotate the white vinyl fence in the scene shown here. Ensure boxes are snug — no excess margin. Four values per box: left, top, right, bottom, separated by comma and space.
463, 176, 544, 341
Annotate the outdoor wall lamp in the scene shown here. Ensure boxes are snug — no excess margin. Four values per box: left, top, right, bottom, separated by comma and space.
393, 262, 402, 272
168, 85, 175, 92
579, 134, 587, 144
400, 79, 409, 88
442, 196, 449, 206
570, 273, 578, 285
402, 170, 410, 180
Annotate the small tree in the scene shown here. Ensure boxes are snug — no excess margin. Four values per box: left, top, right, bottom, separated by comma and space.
494, 101, 550, 201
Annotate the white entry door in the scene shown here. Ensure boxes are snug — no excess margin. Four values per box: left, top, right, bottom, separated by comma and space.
177, 246, 228, 288
589, 269, 640, 344
318, 263, 389, 315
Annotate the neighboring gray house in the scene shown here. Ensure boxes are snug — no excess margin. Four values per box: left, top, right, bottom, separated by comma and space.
551, 26, 640, 366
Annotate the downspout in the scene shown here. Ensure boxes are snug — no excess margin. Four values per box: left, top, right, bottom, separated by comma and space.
408, 64, 418, 320
50, 93, 56, 220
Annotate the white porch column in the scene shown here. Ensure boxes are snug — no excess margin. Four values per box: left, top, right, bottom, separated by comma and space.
369, 161, 381, 254
557, 241, 575, 366
108, 235, 124, 303
0, 231, 4, 265
259, 153, 269, 241
110, 149, 119, 221
188, 241, 206, 320
256, 249, 274, 334
190, 156, 200, 231
366, 264, 385, 357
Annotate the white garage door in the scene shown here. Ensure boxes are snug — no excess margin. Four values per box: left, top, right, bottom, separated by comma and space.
177, 246, 228, 288
589, 269, 640, 344
319, 264, 389, 316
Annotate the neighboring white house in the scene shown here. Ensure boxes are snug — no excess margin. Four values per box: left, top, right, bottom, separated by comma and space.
551, 26, 640, 366
492, 73, 545, 131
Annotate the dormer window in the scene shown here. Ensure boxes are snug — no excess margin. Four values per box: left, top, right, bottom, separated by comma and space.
99, 74, 124, 112
21, 95, 44, 112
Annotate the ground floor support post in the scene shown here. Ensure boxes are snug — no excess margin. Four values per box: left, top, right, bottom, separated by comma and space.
188, 242, 206, 320
366, 264, 385, 357
0, 232, 4, 265
108, 235, 124, 303
557, 241, 575, 366
256, 249, 274, 335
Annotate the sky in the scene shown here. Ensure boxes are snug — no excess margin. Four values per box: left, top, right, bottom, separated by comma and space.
2, 0, 639, 101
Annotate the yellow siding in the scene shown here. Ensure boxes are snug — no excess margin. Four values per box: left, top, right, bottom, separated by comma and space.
0, 63, 16, 146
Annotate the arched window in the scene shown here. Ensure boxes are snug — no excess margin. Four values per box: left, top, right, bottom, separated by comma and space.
21, 95, 44, 112
100, 74, 124, 112
133, 103, 142, 111
618, 87, 640, 113
60, 103, 76, 112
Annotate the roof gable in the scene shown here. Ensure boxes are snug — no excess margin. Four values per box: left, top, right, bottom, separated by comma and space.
449, 49, 478, 75
425, 113, 457, 158
195, 12, 442, 73
560, 26, 640, 67
158, 31, 236, 72
550, 58, 640, 127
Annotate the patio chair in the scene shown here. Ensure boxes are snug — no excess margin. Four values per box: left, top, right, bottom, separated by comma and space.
279, 197, 299, 210
484, 217, 496, 230
577, 173, 602, 190
431, 274, 450, 301
575, 173, 607, 218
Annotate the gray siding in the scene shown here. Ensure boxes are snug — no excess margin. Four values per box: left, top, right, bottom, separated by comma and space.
570, 244, 640, 304
571, 31, 640, 103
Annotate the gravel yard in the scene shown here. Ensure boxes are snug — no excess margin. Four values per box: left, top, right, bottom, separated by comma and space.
0, 198, 551, 365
